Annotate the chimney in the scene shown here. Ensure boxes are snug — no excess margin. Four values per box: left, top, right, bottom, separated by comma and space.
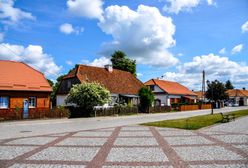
243, 87, 246, 90
104, 64, 113, 72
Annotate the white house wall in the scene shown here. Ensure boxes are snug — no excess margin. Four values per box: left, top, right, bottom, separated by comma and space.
56, 95, 67, 106
153, 85, 164, 92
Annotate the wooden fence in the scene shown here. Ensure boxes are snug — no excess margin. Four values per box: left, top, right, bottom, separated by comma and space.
179, 104, 212, 111
94, 106, 139, 117
149, 106, 171, 113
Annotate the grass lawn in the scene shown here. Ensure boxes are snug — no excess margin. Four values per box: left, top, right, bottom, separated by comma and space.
141, 109, 248, 130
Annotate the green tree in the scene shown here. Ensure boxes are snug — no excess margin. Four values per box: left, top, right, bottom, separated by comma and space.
206, 80, 228, 102
138, 87, 154, 113
51, 75, 65, 106
65, 82, 111, 112
47, 79, 54, 87
225, 80, 234, 90
111, 50, 136, 76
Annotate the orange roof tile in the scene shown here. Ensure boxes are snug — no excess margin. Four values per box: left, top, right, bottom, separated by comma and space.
226, 89, 248, 97
194, 91, 205, 98
145, 79, 197, 96
0, 60, 52, 92
62, 64, 144, 95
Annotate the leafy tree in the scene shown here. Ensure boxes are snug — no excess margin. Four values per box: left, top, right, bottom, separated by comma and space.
47, 79, 54, 87
65, 82, 111, 112
138, 87, 154, 113
225, 80, 234, 90
111, 50, 136, 76
206, 80, 228, 102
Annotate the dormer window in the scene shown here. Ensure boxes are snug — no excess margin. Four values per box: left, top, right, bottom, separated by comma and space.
150, 85, 155, 91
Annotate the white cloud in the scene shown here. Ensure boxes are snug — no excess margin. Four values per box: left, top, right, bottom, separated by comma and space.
0, 32, 4, 42
137, 73, 143, 77
0, 0, 35, 25
162, 0, 216, 14
66, 60, 73, 66
177, 53, 183, 56
59, 23, 84, 35
87, 56, 111, 67
0, 43, 62, 77
241, 21, 248, 33
219, 48, 226, 54
67, 0, 103, 20
161, 53, 248, 90
231, 44, 243, 54
163, 0, 200, 14
98, 5, 178, 67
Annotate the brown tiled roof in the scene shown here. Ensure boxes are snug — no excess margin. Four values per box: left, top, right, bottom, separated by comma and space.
63, 64, 144, 95
0, 60, 52, 92
145, 79, 197, 96
226, 89, 248, 97
194, 91, 205, 98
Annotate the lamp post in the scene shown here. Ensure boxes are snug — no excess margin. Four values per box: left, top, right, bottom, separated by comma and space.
207, 81, 214, 115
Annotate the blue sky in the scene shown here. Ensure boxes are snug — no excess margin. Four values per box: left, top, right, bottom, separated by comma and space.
0, 0, 247, 90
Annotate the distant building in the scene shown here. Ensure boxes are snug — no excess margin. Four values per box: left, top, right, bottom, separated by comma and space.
226, 89, 248, 106
56, 64, 144, 106
145, 79, 197, 106
194, 91, 207, 102
0, 60, 52, 119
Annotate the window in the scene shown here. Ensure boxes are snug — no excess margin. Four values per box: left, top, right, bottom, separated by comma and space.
67, 80, 72, 89
0, 97, 9, 109
29, 97, 36, 108
150, 85, 155, 91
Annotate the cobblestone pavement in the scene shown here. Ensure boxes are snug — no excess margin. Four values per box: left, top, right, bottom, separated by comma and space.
0, 117, 247, 168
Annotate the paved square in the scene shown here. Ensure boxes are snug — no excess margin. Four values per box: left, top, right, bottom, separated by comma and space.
57, 137, 108, 146
165, 136, 213, 145
0, 146, 37, 159
106, 147, 168, 162
73, 131, 113, 137
6, 137, 57, 145
27, 147, 100, 161
103, 166, 172, 168
9, 164, 84, 168
118, 131, 153, 137
114, 137, 158, 146
174, 146, 245, 161
121, 126, 150, 131
211, 134, 248, 143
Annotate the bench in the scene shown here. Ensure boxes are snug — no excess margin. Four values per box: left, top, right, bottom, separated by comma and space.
220, 112, 235, 123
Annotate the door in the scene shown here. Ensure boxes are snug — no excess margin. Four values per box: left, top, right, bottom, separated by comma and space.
23, 99, 29, 119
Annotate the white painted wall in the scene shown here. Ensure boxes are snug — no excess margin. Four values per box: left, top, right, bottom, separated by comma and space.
56, 95, 67, 106
153, 85, 163, 92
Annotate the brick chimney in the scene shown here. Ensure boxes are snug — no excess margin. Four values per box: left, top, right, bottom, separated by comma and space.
104, 64, 113, 72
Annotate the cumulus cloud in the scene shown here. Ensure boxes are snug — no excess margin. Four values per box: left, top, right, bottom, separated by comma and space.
161, 53, 248, 90
0, 0, 35, 25
241, 21, 248, 33
59, 23, 84, 35
67, 0, 103, 20
0, 43, 62, 77
0, 32, 4, 42
163, 0, 216, 14
87, 56, 111, 67
98, 5, 178, 67
219, 48, 226, 54
66, 60, 73, 66
231, 44, 243, 54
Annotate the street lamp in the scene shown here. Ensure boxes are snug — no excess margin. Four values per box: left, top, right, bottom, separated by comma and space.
207, 81, 214, 115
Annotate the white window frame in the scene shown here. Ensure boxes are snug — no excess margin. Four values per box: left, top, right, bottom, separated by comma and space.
0, 96, 9, 109
29, 97, 36, 108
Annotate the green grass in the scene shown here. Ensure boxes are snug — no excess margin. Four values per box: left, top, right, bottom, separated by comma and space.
141, 109, 248, 130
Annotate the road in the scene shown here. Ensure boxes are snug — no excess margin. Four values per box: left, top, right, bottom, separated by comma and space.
0, 106, 247, 140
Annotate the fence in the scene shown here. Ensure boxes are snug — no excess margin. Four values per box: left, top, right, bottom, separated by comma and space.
94, 106, 139, 117
149, 106, 171, 113
179, 104, 212, 111
0, 107, 70, 121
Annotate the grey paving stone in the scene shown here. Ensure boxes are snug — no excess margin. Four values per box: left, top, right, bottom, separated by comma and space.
0, 146, 37, 159
211, 135, 248, 143
6, 137, 57, 145
57, 137, 107, 146
114, 137, 158, 146
103, 166, 171, 168
107, 147, 168, 162
27, 147, 99, 161
10, 164, 84, 168
121, 126, 150, 131
118, 131, 153, 137
190, 164, 248, 168
234, 144, 248, 154
158, 130, 197, 136
73, 131, 112, 137
165, 136, 213, 145
174, 146, 245, 161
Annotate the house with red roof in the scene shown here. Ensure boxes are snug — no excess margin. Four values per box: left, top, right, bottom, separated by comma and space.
145, 79, 197, 106
56, 64, 144, 106
226, 89, 248, 106
0, 60, 52, 119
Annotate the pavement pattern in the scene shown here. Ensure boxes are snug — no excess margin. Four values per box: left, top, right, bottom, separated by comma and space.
0, 117, 248, 168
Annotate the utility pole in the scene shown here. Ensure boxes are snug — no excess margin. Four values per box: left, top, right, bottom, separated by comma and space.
202, 70, 206, 103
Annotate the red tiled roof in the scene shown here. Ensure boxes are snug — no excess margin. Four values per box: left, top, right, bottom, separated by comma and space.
63, 64, 144, 95
226, 89, 248, 97
145, 79, 197, 96
0, 60, 52, 92
194, 91, 205, 98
